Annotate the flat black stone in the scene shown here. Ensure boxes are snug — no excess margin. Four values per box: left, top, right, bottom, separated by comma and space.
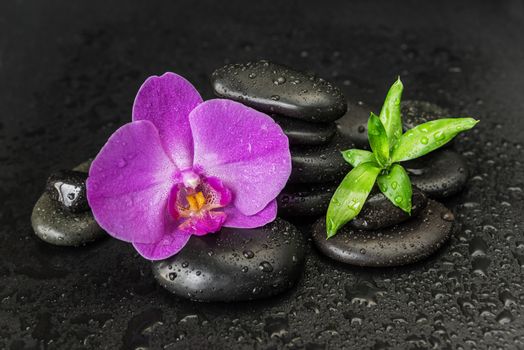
401, 100, 450, 130
46, 170, 89, 213
211, 60, 347, 123
403, 149, 468, 198
350, 187, 428, 230
32, 160, 105, 246
335, 101, 375, 149
312, 200, 454, 267
277, 182, 337, 217
152, 218, 305, 302
289, 132, 353, 184
272, 115, 336, 145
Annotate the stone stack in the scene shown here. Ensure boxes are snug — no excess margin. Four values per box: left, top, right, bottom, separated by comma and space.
211, 60, 351, 217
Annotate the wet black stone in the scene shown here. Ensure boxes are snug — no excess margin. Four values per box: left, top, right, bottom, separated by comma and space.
272, 115, 336, 145
289, 132, 353, 184
335, 101, 375, 149
211, 60, 347, 123
152, 218, 305, 302
350, 187, 428, 230
31, 192, 105, 246
277, 182, 337, 217
403, 149, 468, 198
401, 100, 450, 130
32, 160, 105, 246
46, 170, 88, 213
312, 200, 453, 267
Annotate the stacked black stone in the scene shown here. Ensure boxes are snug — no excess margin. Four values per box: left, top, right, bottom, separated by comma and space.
312, 100, 470, 267
211, 60, 350, 217
31, 160, 106, 246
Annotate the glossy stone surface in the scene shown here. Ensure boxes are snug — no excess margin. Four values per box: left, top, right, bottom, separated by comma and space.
312, 200, 454, 267
46, 170, 88, 213
211, 60, 347, 123
272, 115, 336, 145
401, 100, 450, 130
350, 187, 428, 230
277, 182, 337, 217
336, 101, 375, 149
404, 149, 468, 198
31, 192, 105, 246
32, 160, 104, 246
152, 218, 305, 302
289, 132, 353, 183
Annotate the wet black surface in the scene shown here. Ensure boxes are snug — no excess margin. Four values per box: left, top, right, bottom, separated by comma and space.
2, 1, 524, 349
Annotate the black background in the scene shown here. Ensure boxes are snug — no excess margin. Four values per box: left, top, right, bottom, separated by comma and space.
1, 1, 524, 349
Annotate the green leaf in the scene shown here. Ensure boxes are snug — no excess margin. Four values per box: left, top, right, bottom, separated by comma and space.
379, 77, 403, 149
391, 118, 478, 162
326, 163, 381, 238
368, 112, 390, 167
341, 149, 377, 167
377, 164, 412, 214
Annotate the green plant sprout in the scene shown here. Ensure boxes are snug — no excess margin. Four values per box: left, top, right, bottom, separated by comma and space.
326, 78, 478, 238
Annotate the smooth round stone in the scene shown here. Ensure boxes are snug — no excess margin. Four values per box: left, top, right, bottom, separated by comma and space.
403, 149, 468, 198
31, 192, 105, 246
335, 101, 374, 149
32, 159, 105, 246
46, 170, 89, 213
401, 100, 450, 130
211, 60, 347, 123
272, 115, 336, 145
350, 187, 428, 230
289, 132, 353, 184
312, 200, 454, 267
277, 182, 337, 217
152, 218, 306, 302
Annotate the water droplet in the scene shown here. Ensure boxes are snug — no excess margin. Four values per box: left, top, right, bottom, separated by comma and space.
441, 211, 454, 222
243, 250, 254, 259
259, 261, 273, 273
273, 76, 286, 85
420, 137, 429, 145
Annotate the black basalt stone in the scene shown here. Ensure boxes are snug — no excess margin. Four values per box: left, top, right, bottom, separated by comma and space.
46, 170, 89, 213
211, 60, 347, 123
403, 149, 468, 198
312, 200, 454, 267
349, 187, 428, 230
152, 218, 305, 302
277, 182, 337, 217
31, 159, 105, 246
272, 115, 336, 145
289, 132, 353, 184
335, 101, 375, 149
31, 192, 105, 246
401, 100, 450, 130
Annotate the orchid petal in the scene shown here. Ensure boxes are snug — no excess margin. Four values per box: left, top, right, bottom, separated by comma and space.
223, 200, 277, 228
191, 99, 291, 216
181, 211, 227, 236
132, 72, 203, 169
87, 121, 175, 244
132, 229, 192, 260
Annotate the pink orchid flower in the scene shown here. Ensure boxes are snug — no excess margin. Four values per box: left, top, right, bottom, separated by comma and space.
86, 73, 291, 260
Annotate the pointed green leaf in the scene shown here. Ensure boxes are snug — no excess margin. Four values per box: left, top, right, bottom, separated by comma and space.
391, 118, 479, 162
379, 77, 403, 149
341, 149, 377, 167
368, 112, 389, 167
377, 164, 412, 214
326, 163, 381, 238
